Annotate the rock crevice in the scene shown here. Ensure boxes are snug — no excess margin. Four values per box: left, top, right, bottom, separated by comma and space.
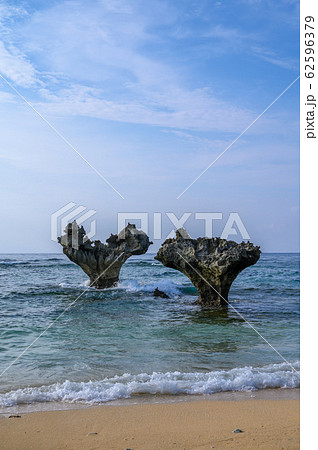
155, 228, 261, 307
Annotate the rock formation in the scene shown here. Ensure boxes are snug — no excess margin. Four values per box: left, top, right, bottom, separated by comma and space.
153, 288, 170, 298
155, 228, 261, 307
58, 221, 152, 288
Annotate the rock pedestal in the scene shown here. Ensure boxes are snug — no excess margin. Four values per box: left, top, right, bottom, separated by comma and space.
58, 221, 152, 288
155, 229, 261, 307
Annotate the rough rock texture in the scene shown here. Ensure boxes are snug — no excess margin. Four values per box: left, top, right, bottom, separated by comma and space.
58, 221, 152, 288
155, 228, 261, 307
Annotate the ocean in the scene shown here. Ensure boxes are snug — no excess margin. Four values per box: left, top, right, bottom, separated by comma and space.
0, 253, 300, 411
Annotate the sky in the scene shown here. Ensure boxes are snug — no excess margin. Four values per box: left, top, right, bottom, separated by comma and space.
0, 0, 299, 252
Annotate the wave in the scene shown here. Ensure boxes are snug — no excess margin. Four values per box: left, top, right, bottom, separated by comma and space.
57, 279, 185, 296
0, 262, 72, 269
0, 262, 30, 267
0, 361, 299, 407
60, 279, 187, 296
117, 279, 184, 296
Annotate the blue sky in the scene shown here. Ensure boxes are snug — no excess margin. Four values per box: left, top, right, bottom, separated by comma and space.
0, 0, 299, 252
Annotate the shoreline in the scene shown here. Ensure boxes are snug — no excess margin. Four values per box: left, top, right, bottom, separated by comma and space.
0, 387, 300, 415
0, 391, 300, 449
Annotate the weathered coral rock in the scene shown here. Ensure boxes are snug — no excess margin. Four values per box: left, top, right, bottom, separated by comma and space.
58, 221, 152, 288
155, 228, 261, 307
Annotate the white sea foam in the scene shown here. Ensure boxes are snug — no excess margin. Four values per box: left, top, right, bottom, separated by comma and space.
0, 362, 299, 407
58, 279, 183, 295
118, 279, 183, 296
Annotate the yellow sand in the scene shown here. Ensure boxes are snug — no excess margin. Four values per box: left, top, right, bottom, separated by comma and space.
0, 397, 299, 449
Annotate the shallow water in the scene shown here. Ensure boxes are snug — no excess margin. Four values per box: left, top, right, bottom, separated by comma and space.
0, 253, 299, 409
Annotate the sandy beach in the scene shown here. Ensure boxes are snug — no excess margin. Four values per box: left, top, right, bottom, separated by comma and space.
0, 391, 299, 449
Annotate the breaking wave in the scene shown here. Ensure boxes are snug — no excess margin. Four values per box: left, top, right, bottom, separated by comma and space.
118, 279, 184, 296
58, 279, 187, 296
0, 361, 299, 407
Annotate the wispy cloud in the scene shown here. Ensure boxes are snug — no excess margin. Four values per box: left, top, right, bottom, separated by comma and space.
0, 0, 300, 252
0, 2, 27, 27
252, 46, 299, 71
33, 82, 256, 133
180, 23, 299, 72
0, 2, 38, 87
0, 41, 38, 87
0, 1, 260, 133
0, 88, 14, 102
0, 0, 298, 133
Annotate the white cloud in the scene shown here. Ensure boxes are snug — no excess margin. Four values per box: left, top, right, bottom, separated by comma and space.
0, 2, 27, 27
34, 82, 257, 133
99, 0, 133, 13
0, 88, 14, 103
0, 2, 37, 87
252, 46, 299, 71
0, 0, 297, 133
0, 0, 256, 133
0, 41, 38, 87
203, 25, 254, 43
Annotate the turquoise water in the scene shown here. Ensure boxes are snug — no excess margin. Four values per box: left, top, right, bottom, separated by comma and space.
0, 253, 299, 408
